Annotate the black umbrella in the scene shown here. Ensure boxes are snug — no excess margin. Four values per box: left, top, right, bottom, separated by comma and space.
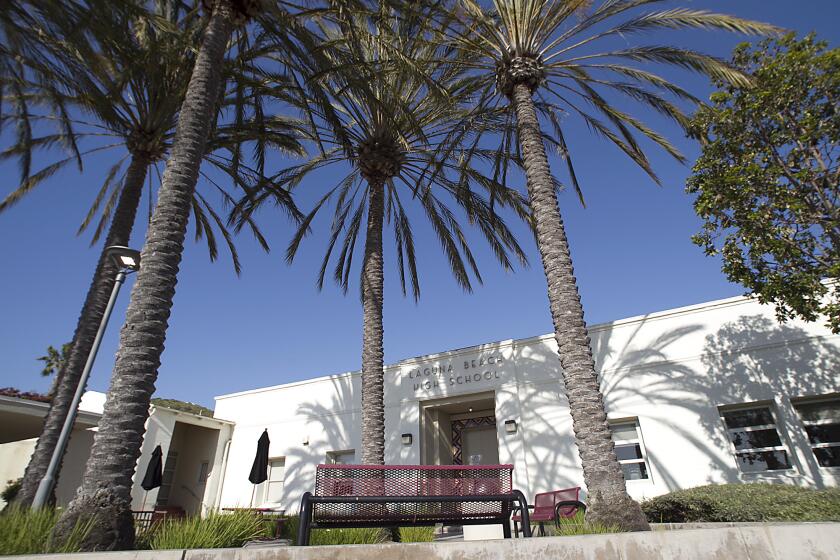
249, 429, 270, 484
140, 445, 163, 510
248, 430, 270, 507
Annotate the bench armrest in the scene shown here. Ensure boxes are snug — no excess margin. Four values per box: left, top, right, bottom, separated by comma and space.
554, 500, 587, 519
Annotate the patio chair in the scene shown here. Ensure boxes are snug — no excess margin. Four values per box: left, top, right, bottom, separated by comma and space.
511, 486, 586, 537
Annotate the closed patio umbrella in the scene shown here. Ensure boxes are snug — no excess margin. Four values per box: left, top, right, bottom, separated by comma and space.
140, 445, 163, 510
248, 430, 270, 506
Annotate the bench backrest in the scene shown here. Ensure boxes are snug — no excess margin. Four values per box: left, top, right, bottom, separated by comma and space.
314, 464, 514, 497
533, 486, 582, 518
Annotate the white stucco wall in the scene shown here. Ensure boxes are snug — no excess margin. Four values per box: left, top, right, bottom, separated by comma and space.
214, 295, 840, 513
131, 407, 233, 514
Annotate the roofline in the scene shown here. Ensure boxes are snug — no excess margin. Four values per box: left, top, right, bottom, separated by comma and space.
151, 404, 234, 426
0, 394, 102, 425
215, 293, 754, 402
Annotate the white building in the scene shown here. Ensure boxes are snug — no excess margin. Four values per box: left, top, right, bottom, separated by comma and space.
2, 294, 839, 522
214, 294, 840, 514
0, 396, 233, 514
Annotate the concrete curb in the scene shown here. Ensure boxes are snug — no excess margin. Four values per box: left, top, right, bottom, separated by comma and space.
6, 523, 840, 560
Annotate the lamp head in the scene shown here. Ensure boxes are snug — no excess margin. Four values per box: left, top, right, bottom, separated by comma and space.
105, 246, 141, 271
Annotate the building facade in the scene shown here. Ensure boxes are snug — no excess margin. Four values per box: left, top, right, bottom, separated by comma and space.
4, 294, 839, 523
213, 295, 840, 516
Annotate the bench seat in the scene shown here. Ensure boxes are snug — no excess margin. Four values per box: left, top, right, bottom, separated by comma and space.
296, 464, 532, 545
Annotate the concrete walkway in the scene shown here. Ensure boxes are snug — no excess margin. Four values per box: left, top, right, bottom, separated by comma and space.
9, 523, 839, 560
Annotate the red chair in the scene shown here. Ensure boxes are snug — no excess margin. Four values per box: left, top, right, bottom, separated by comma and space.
512, 487, 586, 536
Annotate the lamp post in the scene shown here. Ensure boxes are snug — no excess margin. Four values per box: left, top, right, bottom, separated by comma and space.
32, 246, 141, 509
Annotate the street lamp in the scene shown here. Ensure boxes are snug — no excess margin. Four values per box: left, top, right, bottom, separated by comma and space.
32, 246, 141, 509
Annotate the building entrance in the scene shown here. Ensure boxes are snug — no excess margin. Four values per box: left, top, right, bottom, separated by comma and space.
419, 392, 498, 466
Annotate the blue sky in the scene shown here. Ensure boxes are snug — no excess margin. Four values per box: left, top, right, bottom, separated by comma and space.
1, 1, 838, 408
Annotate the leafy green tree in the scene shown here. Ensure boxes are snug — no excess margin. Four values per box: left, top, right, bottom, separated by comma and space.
234, 5, 528, 465
150, 398, 214, 417
446, 0, 777, 530
4, 0, 302, 511
688, 34, 840, 333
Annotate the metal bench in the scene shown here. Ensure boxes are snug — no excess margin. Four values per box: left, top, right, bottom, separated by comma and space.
296, 464, 532, 545
511, 486, 587, 536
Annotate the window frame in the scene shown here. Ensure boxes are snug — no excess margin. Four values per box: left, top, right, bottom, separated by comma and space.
608, 418, 652, 483
792, 396, 840, 470
719, 402, 794, 474
326, 449, 356, 465
261, 457, 286, 505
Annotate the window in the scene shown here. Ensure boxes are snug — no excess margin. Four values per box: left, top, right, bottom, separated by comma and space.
720, 405, 792, 473
609, 420, 649, 481
197, 461, 210, 485
155, 450, 178, 506
794, 398, 840, 468
326, 450, 356, 464
263, 458, 285, 504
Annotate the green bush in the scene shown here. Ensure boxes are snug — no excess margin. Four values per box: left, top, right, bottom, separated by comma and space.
532, 511, 620, 537
1, 478, 21, 505
397, 526, 436, 542
0, 507, 93, 555
138, 511, 272, 550
642, 483, 840, 523
280, 516, 433, 545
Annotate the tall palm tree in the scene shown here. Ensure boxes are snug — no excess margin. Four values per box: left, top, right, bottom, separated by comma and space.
233, 5, 529, 465
48, 0, 338, 548
2, 0, 302, 509
444, 0, 778, 530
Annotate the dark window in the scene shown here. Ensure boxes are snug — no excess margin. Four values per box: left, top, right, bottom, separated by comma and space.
795, 399, 840, 468
721, 406, 792, 473
609, 420, 649, 480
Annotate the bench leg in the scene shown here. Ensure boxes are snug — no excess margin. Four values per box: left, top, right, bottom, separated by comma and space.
514, 520, 519, 538
503, 518, 512, 539
512, 490, 532, 538
296, 492, 313, 546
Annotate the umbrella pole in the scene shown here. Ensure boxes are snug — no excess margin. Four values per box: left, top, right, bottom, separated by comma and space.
250, 484, 256, 508
141, 491, 148, 511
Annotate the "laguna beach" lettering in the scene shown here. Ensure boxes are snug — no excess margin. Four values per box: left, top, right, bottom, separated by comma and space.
402, 354, 505, 393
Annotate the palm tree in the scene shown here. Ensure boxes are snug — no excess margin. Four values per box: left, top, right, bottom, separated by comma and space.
2, 0, 302, 509
233, 5, 529, 465
47, 0, 335, 548
444, 0, 778, 530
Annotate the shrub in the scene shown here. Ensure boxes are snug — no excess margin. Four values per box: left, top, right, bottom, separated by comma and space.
642, 483, 840, 523
139, 511, 272, 550
397, 526, 436, 542
533, 511, 620, 537
1, 478, 22, 505
0, 507, 93, 555
280, 516, 433, 545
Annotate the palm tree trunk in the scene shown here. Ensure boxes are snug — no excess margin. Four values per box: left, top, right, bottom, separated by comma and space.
14, 154, 148, 509
360, 181, 385, 465
510, 82, 649, 531
53, 3, 235, 550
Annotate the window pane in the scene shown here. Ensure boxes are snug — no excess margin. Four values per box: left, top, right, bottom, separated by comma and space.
804, 424, 840, 445
722, 408, 774, 428
615, 443, 643, 461
266, 481, 284, 503
813, 447, 840, 467
611, 424, 638, 442
735, 450, 791, 472
268, 459, 285, 480
330, 451, 355, 464
728, 428, 782, 450
796, 401, 840, 423
621, 462, 648, 480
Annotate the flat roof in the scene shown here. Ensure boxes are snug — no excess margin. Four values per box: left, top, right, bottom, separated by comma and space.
215, 293, 753, 401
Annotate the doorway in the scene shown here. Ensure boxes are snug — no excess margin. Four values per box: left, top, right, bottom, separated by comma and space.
419, 392, 498, 466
